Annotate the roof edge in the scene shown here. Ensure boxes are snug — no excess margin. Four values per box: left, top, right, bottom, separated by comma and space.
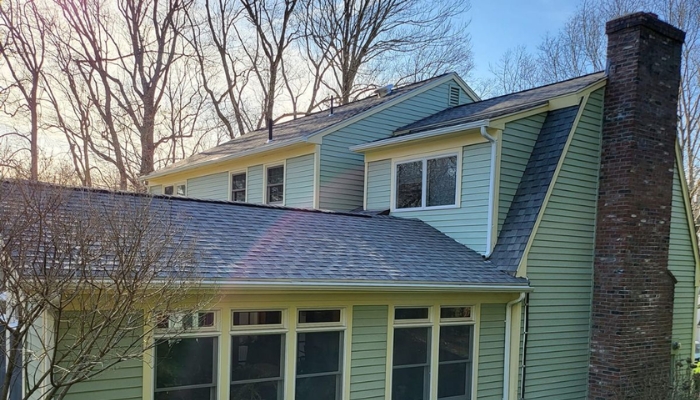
200, 279, 532, 292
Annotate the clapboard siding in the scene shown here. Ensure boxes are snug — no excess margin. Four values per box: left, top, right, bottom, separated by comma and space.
350, 306, 388, 400
285, 154, 315, 208
669, 166, 697, 359
390, 142, 491, 253
247, 165, 264, 204
477, 304, 506, 400
187, 172, 229, 200
366, 160, 392, 210
320, 80, 469, 211
523, 88, 603, 399
62, 325, 143, 400
149, 185, 162, 195
498, 113, 547, 233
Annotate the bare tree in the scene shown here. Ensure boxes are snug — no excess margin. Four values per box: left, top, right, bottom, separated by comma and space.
0, 180, 208, 400
301, 0, 472, 106
0, 0, 53, 181
488, 45, 541, 95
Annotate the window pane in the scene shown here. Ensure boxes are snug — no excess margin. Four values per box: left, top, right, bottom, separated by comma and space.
427, 156, 457, 207
231, 381, 282, 400
268, 184, 283, 203
439, 325, 472, 362
393, 327, 430, 366
154, 387, 213, 400
296, 374, 340, 400
396, 161, 423, 208
392, 366, 428, 400
395, 307, 429, 320
438, 362, 468, 399
298, 309, 341, 324
176, 184, 186, 196
231, 334, 283, 381
296, 331, 341, 375
198, 312, 215, 328
232, 173, 246, 190
233, 311, 282, 326
164, 186, 174, 195
267, 166, 284, 185
233, 190, 246, 201
440, 307, 471, 320
156, 337, 215, 388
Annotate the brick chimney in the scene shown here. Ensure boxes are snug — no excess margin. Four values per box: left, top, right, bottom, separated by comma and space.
588, 12, 685, 399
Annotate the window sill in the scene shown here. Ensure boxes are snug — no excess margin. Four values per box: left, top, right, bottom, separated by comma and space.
391, 204, 460, 213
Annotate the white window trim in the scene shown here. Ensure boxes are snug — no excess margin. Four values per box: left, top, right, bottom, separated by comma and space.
163, 181, 187, 197
391, 150, 462, 212
296, 307, 346, 331
230, 309, 287, 332
154, 310, 220, 337
264, 162, 286, 206
228, 170, 248, 202
388, 304, 477, 400
393, 306, 433, 326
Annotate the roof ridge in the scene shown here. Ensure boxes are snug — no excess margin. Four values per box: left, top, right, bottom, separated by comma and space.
477, 70, 605, 104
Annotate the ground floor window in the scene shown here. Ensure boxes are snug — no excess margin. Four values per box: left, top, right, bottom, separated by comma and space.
391, 306, 474, 400
154, 336, 217, 400
231, 334, 284, 400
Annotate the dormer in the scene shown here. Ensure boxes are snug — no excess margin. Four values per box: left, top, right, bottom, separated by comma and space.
143, 73, 478, 211
353, 73, 607, 255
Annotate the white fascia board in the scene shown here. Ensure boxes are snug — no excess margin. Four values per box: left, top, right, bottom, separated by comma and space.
142, 138, 304, 180
350, 120, 490, 152
199, 279, 532, 293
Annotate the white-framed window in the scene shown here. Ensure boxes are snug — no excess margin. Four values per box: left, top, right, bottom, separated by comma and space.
230, 310, 287, 400
295, 309, 345, 400
164, 182, 187, 197
390, 305, 475, 400
230, 172, 247, 202
154, 311, 219, 400
266, 165, 284, 204
394, 154, 459, 210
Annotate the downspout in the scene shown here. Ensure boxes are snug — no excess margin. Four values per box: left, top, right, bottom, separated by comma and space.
503, 292, 526, 400
481, 126, 497, 257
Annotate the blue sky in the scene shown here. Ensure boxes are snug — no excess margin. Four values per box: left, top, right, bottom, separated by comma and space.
468, 0, 580, 80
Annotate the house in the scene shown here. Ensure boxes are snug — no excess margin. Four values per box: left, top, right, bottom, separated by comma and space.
5, 12, 696, 400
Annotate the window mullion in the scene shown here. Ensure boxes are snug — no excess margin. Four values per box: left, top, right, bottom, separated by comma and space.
422, 159, 428, 208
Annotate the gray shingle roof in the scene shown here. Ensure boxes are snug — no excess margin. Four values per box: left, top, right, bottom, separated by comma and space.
146, 74, 453, 179
489, 106, 580, 272
395, 72, 604, 136
1, 182, 527, 288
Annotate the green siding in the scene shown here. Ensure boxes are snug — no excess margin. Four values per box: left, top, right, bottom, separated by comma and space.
285, 153, 315, 208
247, 164, 264, 204
350, 306, 388, 400
390, 142, 491, 253
366, 160, 391, 210
523, 88, 604, 399
187, 172, 228, 200
60, 322, 143, 400
149, 185, 162, 195
498, 113, 547, 233
477, 304, 506, 400
669, 166, 697, 359
320, 80, 469, 211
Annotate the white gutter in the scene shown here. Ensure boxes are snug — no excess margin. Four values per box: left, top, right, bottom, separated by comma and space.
350, 120, 490, 152
196, 279, 532, 292
503, 292, 527, 400
481, 126, 497, 257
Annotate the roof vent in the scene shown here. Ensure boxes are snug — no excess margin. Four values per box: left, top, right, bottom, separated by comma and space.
374, 84, 394, 98
449, 86, 461, 106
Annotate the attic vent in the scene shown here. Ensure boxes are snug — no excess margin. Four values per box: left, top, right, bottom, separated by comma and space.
449, 86, 461, 106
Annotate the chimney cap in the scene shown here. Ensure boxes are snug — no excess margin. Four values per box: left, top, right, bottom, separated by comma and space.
606, 11, 685, 43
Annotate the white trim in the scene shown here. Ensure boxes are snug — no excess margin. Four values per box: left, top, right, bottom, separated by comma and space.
264, 162, 286, 206
228, 169, 247, 202
163, 181, 187, 197
351, 120, 489, 152
451, 73, 482, 102
195, 280, 532, 292
230, 309, 287, 331
296, 307, 346, 330
391, 151, 462, 212
481, 126, 498, 257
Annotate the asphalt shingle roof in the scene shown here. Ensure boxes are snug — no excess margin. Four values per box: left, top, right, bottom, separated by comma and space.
395, 72, 604, 136
1, 182, 527, 287
489, 106, 580, 272
147, 74, 452, 178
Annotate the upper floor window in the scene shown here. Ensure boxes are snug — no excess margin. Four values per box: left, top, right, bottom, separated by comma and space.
266, 165, 284, 204
164, 182, 186, 196
231, 172, 246, 202
395, 154, 458, 210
